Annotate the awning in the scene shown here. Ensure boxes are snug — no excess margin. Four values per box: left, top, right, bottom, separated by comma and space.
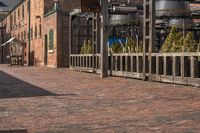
1, 37, 15, 47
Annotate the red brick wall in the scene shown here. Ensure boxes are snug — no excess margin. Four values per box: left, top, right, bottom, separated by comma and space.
43, 12, 57, 67
57, 12, 70, 67
43, 0, 81, 67
0, 0, 81, 67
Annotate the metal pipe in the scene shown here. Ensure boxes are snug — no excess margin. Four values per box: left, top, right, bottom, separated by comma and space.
69, 15, 72, 67
54, 0, 59, 10
111, 6, 137, 13
28, 0, 31, 66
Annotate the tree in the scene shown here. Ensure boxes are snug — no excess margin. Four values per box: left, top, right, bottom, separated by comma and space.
182, 32, 197, 52
160, 27, 177, 52
170, 32, 184, 52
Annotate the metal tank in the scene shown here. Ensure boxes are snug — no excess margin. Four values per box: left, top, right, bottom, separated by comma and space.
156, 0, 190, 17
109, 13, 140, 25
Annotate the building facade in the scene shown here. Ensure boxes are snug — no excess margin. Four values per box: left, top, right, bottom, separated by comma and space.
0, 0, 81, 67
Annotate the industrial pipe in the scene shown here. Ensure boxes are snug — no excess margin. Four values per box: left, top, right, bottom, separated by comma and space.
111, 6, 138, 13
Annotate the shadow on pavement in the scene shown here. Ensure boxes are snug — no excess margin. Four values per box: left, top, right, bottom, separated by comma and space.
0, 130, 28, 133
0, 70, 56, 99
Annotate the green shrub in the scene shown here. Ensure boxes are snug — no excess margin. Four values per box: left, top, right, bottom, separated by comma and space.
110, 37, 143, 53
136, 41, 143, 53
111, 43, 123, 53
170, 32, 184, 52
80, 40, 93, 54
80, 41, 86, 54
160, 27, 177, 52
86, 40, 93, 54
125, 37, 136, 53
197, 42, 200, 52
161, 28, 198, 53
182, 32, 197, 52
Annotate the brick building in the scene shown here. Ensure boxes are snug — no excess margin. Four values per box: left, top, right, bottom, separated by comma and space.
0, 0, 81, 67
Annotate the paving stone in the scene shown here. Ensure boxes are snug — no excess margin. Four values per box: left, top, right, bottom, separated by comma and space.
0, 64, 199, 133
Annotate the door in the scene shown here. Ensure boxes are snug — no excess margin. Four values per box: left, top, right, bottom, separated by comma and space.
44, 34, 48, 65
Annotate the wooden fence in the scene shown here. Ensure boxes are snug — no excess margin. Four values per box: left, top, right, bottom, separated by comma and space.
70, 54, 101, 73
151, 53, 200, 86
70, 52, 200, 87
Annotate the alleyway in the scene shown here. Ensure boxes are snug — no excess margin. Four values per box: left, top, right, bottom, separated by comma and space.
0, 64, 200, 133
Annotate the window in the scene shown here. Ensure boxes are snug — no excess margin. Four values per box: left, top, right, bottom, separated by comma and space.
10, 15, 13, 30
24, 31, 26, 40
22, 4, 24, 19
31, 27, 33, 39
18, 8, 20, 20
27, 1, 30, 13
18, 33, 20, 39
39, 24, 42, 37
21, 32, 23, 40
14, 12, 16, 24
5, 19, 7, 28
49, 29, 54, 50
35, 25, 37, 38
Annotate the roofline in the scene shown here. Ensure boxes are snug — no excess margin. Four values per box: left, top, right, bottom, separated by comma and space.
9, 0, 25, 14
0, 0, 25, 22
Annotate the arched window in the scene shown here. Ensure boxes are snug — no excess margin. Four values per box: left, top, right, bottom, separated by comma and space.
49, 29, 54, 50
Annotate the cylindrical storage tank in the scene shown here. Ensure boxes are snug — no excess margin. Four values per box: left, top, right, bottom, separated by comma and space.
109, 13, 139, 25
169, 19, 193, 29
156, 0, 190, 17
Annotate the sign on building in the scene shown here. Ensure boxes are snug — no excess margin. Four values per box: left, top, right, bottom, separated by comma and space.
81, 0, 100, 12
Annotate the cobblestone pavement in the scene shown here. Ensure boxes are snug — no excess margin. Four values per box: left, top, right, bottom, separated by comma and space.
0, 64, 200, 133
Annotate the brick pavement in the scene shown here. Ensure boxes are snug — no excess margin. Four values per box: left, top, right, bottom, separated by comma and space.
0, 64, 200, 133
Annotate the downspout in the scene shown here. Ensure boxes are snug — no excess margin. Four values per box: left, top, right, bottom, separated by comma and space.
1, 25, 4, 63
28, 0, 31, 66
54, 0, 59, 67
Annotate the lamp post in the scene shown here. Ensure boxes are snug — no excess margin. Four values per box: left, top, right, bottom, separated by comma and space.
100, 0, 109, 78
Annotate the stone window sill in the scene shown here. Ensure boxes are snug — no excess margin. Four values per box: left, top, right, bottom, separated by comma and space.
48, 50, 54, 54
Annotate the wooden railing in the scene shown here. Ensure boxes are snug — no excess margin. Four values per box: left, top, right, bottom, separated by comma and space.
109, 53, 144, 79
70, 52, 200, 86
70, 54, 101, 73
150, 52, 200, 86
